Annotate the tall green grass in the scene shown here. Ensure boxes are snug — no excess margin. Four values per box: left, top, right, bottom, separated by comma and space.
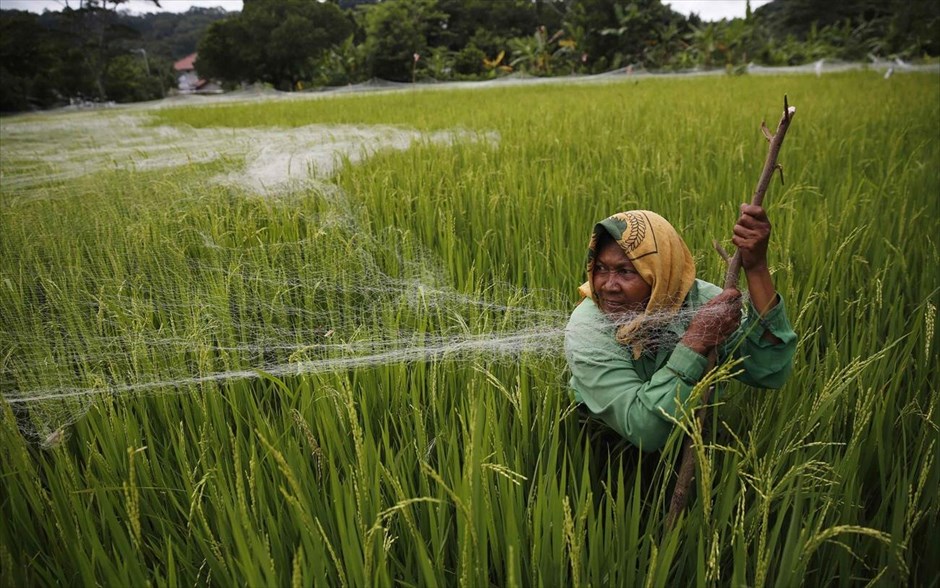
1, 72, 938, 585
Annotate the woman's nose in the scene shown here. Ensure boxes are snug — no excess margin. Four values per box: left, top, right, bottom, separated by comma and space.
599, 274, 620, 293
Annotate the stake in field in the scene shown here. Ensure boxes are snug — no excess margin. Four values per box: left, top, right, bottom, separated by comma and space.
1, 72, 938, 586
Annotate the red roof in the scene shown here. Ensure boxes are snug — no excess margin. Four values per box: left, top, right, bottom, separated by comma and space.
174, 53, 197, 72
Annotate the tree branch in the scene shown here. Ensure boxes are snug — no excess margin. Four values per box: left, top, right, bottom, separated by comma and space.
666, 96, 796, 532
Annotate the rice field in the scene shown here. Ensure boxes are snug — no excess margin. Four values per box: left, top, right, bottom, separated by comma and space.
1, 71, 938, 586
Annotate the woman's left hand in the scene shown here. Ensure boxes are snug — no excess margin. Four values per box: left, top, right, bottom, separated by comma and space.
732, 204, 772, 271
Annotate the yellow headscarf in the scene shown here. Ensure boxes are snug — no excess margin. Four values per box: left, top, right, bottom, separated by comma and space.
578, 210, 696, 357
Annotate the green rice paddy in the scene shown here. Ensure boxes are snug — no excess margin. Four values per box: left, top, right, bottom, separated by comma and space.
1, 71, 938, 586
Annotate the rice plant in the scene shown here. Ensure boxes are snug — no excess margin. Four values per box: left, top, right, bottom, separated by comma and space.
1, 71, 937, 586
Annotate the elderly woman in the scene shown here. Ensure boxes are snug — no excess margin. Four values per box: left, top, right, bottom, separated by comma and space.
564, 206, 796, 451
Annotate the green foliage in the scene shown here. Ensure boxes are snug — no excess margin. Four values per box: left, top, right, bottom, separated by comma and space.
0, 10, 57, 110
754, 0, 940, 59
453, 43, 486, 76
423, 45, 455, 79
508, 26, 547, 75
435, 0, 550, 51
103, 53, 168, 103
317, 35, 369, 86
52, 5, 148, 99
0, 5, 177, 111
362, 0, 447, 82
197, 0, 352, 90
567, 0, 688, 70
1, 0, 938, 109
118, 6, 231, 61
195, 18, 253, 86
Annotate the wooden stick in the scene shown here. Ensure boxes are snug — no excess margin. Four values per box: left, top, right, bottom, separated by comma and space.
665, 96, 796, 531
722, 96, 796, 290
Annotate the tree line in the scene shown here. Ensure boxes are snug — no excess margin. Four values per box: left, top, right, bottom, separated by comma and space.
1, 1, 228, 111
2, 0, 937, 112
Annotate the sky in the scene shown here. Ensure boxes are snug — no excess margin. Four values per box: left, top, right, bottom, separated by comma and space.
0, 0, 774, 22
0, 0, 243, 14
665, 0, 773, 20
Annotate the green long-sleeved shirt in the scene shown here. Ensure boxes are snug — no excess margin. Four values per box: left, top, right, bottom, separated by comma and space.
564, 279, 796, 451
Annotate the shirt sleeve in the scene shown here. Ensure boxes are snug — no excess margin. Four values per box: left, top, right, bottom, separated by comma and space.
565, 300, 708, 452
720, 295, 797, 389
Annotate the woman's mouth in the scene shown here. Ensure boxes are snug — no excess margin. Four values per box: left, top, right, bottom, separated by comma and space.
599, 297, 646, 317
600, 299, 631, 313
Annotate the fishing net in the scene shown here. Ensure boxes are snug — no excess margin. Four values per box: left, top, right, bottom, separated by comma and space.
0, 111, 559, 442
1, 213, 739, 447
0, 111, 495, 196
0, 109, 742, 445
2, 231, 572, 443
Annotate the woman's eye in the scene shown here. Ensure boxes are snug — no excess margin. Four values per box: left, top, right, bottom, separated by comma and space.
595, 265, 636, 276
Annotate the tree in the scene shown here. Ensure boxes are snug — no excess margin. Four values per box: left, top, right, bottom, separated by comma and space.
1, 2, 169, 110
564, 0, 687, 71
53, 0, 161, 99
104, 53, 166, 103
197, 18, 256, 85
434, 0, 544, 51
318, 35, 368, 85
0, 10, 57, 110
3, 0, 938, 112
754, 0, 939, 58
509, 26, 570, 75
197, 0, 353, 90
117, 7, 231, 61
362, 0, 447, 81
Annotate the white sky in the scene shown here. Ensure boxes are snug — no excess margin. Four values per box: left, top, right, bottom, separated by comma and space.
0, 0, 243, 13
1, 0, 773, 21
665, 0, 773, 20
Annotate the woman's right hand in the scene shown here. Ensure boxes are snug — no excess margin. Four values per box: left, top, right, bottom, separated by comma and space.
681, 288, 742, 356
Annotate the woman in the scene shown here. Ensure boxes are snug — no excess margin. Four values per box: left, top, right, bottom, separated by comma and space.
564, 206, 796, 451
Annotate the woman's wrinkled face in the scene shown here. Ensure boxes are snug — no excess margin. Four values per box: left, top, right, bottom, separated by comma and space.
592, 238, 652, 317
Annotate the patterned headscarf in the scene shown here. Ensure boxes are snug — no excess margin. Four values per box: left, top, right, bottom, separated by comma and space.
578, 210, 696, 357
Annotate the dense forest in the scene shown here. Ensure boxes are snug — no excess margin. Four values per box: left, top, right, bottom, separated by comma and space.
0, 2, 228, 110
1, 0, 937, 111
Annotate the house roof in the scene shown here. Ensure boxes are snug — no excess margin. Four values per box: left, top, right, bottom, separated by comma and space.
174, 53, 197, 72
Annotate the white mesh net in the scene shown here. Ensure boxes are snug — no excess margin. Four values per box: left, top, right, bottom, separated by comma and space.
2, 193, 575, 442
1, 107, 750, 445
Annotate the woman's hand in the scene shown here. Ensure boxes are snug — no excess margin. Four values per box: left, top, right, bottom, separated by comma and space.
733, 204, 771, 272
734, 204, 784, 342
681, 288, 742, 356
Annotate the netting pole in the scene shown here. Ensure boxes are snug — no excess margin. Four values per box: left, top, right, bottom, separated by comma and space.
666, 96, 797, 531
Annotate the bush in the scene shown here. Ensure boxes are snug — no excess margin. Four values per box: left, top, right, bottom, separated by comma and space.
454, 43, 486, 76
0, 67, 30, 112
104, 55, 164, 103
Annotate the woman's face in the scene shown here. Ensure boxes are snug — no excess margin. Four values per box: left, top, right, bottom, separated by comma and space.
592, 238, 652, 317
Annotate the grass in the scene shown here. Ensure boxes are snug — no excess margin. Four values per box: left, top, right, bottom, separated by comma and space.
1, 71, 938, 586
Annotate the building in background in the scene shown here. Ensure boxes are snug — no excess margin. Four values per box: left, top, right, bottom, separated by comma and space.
173, 53, 222, 94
